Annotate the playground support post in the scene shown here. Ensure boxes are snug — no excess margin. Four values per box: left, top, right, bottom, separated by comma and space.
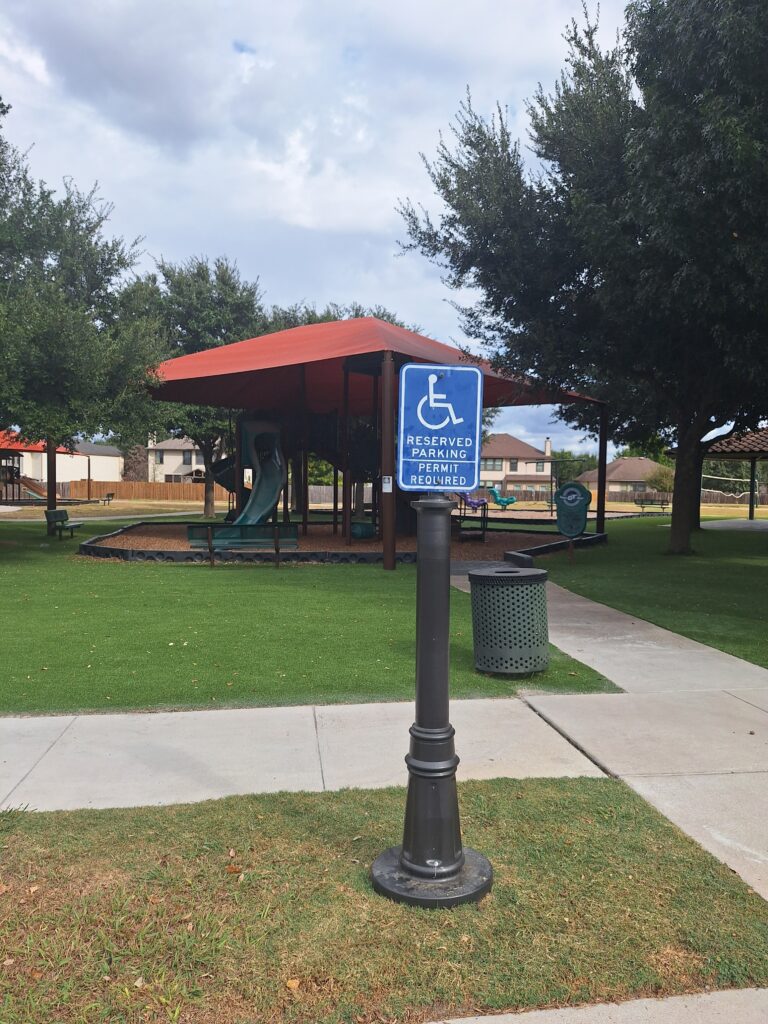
749, 458, 757, 521
342, 365, 352, 545
332, 468, 339, 535
381, 351, 395, 570
370, 496, 492, 907
596, 404, 608, 534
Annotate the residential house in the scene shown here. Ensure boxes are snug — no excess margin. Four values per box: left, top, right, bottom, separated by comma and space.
147, 437, 206, 483
479, 434, 553, 497
576, 456, 663, 496
0, 432, 123, 484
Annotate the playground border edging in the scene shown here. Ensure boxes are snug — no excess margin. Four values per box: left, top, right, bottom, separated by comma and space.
78, 521, 606, 565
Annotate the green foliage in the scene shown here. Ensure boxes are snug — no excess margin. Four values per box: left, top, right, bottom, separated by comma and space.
0, 98, 162, 452
646, 464, 675, 493
402, 3, 768, 552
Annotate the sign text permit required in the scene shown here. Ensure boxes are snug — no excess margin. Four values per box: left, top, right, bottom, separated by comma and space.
397, 363, 483, 492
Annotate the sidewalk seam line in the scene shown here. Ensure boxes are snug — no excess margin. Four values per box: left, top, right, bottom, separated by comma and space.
520, 698, 615, 779
1, 715, 79, 806
312, 706, 326, 792
724, 690, 768, 716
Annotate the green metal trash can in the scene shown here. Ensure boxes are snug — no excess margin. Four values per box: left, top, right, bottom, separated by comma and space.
467, 566, 549, 674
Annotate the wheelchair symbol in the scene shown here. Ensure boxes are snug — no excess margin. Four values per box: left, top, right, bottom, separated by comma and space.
417, 373, 464, 430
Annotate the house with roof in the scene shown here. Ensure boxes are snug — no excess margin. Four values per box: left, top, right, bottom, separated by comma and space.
147, 437, 206, 483
0, 432, 123, 488
479, 433, 553, 497
577, 456, 663, 496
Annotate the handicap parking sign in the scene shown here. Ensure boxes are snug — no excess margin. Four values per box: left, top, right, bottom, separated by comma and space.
397, 363, 483, 492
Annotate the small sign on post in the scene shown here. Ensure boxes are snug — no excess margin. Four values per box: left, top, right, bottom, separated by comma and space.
372, 363, 492, 908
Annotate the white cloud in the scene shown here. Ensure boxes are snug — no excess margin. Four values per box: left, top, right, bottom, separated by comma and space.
0, 0, 628, 445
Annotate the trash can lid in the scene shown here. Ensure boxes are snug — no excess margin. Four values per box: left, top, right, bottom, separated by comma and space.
468, 566, 548, 585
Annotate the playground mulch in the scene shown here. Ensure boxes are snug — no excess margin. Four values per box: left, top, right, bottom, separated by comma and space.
91, 522, 547, 559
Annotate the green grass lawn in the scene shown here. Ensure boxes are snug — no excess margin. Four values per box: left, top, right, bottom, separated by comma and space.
1, 778, 767, 1024
0, 522, 614, 715
544, 517, 768, 668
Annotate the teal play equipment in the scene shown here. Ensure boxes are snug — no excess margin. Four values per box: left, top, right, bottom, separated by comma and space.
488, 486, 517, 510
211, 419, 286, 526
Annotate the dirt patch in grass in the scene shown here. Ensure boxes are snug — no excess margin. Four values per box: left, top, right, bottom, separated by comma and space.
1, 779, 767, 1023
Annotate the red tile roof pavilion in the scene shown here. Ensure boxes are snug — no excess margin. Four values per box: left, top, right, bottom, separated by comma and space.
154, 317, 585, 412
154, 317, 608, 566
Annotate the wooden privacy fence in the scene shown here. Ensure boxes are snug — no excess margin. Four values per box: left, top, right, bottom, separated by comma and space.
66, 480, 231, 502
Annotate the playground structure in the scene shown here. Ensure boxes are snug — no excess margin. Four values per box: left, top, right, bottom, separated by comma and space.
488, 486, 517, 510
455, 492, 489, 542
152, 318, 609, 568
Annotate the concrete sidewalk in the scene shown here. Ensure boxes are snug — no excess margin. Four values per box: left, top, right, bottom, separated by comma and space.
523, 584, 768, 898
0, 697, 601, 812
431, 987, 768, 1023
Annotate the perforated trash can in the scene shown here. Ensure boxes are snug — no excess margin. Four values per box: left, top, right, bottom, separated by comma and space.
468, 566, 549, 674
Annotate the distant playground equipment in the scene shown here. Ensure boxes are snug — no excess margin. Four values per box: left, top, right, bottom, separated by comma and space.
455, 491, 489, 542
488, 486, 517, 510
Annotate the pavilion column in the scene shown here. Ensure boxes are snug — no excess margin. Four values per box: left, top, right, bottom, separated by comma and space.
332, 467, 339, 535
596, 404, 608, 534
749, 458, 757, 521
342, 365, 352, 545
372, 372, 379, 534
381, 351, 396, 570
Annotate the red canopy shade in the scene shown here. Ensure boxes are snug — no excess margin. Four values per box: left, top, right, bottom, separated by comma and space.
154, 317, 586, 413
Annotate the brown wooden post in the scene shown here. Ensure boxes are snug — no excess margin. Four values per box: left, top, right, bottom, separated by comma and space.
749, 457, 757, 521
381, 351, 396, 570
596, 404, 608, 534
301, 365, 309, 536
302, 448, 309, 537
332, 467, 339, 534
372, 371, 379, 533
342, 365, 352, 545
234, 416, 243, 515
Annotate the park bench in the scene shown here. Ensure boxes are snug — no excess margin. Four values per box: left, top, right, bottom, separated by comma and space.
634, 497, 669, 512
44, 509, 83, 539
186, 522, 299, 551
101, 492, 115, 505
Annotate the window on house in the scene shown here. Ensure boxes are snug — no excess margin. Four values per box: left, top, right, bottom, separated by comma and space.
195, 451, 204, 465
508, 459, 518, 472
155, 450, 164, 464
480, 458, 503, 471
182, 450, 192, 466
535, 461, 545, 472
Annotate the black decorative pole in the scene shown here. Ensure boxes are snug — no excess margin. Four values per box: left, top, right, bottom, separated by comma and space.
371, 495, 492, 908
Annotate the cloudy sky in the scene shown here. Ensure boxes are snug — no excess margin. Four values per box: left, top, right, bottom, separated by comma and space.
0, 0, 627, 453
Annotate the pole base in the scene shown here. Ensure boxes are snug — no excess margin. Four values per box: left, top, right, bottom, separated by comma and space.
371, 846, 492, 909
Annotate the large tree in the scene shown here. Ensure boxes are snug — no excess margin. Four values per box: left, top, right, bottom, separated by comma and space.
0, 99, 161, 523
401, 1, 768, 553
153, 256, 266, 515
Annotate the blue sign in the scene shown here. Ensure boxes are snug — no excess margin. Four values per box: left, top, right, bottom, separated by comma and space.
397, 363, 483, 492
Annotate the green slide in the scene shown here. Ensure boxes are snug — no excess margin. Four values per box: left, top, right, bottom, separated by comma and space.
210, 421, 286, 526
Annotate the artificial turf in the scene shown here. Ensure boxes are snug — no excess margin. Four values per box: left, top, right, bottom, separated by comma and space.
1, 778, 767, 1023
0, 522, 615, 715
543, 516, 768, 669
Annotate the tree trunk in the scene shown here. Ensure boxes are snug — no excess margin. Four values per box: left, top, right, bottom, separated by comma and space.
669, 429, 701, 554
204, 467, 216, 517
690, 447, 704, 531
46, 438, 57, 535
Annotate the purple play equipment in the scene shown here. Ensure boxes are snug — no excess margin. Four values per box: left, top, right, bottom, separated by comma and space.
460, 492, 487, 511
